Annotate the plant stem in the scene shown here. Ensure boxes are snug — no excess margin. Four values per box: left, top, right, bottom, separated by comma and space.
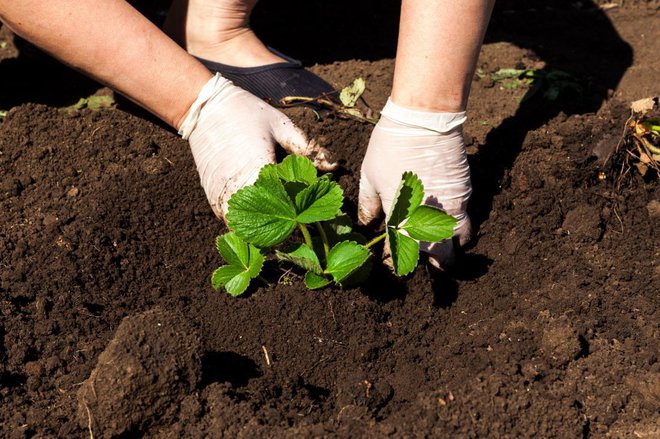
298, 223, 313, 249
365, 232, 387, 249
257, 275, 269, 285
315, 222, 330, 261
277, 96, 377, 125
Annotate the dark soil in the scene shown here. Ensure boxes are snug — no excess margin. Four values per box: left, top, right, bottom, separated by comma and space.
1, 1, 658, 438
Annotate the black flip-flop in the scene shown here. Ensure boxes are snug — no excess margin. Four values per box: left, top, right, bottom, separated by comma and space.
195, 48, 337, 105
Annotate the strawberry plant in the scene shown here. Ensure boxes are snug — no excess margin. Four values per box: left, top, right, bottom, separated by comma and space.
212, 155, 457, 296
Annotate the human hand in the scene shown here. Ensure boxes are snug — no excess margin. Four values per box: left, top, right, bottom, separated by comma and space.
179, 73, 336, 219
358, 98, 473, 268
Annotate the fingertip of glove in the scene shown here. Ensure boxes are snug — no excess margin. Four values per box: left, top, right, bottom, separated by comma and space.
312, 148, 338, 171
357, 205, 378, 225
423, 240, 456, 272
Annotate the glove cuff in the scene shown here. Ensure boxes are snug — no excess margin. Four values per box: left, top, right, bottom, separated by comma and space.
380, 97, 466, 134
178, 73, 232, 140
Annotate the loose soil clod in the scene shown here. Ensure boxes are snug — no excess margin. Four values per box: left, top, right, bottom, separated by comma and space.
76, 309, 201, 438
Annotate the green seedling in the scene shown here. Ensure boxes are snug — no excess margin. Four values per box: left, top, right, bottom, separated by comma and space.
61, 94, 115, 114
491, 68, 584, 102
212, 155, 456, 296
0, 110, 7, 119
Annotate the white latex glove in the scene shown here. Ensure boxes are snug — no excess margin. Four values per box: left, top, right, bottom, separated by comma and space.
359, 98, 473, 268
179, 73, 336, 218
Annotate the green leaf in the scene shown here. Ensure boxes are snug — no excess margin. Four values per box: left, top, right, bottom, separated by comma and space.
339, 77, 366, 108
325, 241, 370, 283
211, 266, 251, 296
295, 179, 344, 223
402, 205, 457, 242
640, 117, 660, 135
323, 213, 354, 245
276, 155, 317, 185
254, 164, 281, 188
86, 95, 115, 110
61, 94, 115, 113
284, 181, 308, 202
328, 214, 353, 236
304, 271, 332, 289
387, 228, 419, 276
227, 179, 297, 247
491, 68, 526, 82
338, 258, 373, 287
275, 243, 322, 274
246, 245, 265, 278
215, 232, 249, 267
387, 172, 424, 227
211, 233, 265, 296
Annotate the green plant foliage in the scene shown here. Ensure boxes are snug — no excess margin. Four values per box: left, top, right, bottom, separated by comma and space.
324, 241, 370, 284
304, 271, 332, 289
387, 172, 424, 227
276, 154, 318, 185
385, 173, 456, 276
388, 228, 419, 276
276, 243, 322, 274
62, 94, 116, 113
294, 178, 343, 223
226, 179, 298, 248
491, 68, 584, 103
212, 232, 264, 296
214, 155, 458, 295
402, 205, 457, 242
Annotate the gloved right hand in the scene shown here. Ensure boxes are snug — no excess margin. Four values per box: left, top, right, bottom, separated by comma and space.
179, 73, 336, 219
358, 98, 473, 268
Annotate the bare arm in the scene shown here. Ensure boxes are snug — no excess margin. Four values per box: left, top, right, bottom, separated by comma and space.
0, 0, 212, 128
391, 0, 495, 112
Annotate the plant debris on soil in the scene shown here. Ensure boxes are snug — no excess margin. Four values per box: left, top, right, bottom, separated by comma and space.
1, 1, 658, 438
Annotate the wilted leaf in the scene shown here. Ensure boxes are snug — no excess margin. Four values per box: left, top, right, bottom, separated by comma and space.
343, 108, 364, 118
339, 77, 366, 108
630, 97, 657, 114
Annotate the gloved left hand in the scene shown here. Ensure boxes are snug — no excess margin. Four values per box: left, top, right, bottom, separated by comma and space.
179, 73, 336, 219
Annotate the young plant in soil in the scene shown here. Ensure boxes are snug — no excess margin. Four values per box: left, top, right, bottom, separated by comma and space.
212, 155, 457, 296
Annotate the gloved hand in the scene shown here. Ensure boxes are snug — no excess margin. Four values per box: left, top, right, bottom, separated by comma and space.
358, 98, 473, 268
179, 73, 336, 218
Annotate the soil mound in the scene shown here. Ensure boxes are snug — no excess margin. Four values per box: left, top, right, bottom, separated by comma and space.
76, 308, 201, 438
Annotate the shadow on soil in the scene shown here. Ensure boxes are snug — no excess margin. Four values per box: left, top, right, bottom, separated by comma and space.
201, 351, 262, 388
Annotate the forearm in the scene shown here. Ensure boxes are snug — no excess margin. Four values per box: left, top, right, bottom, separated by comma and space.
0, 0, 212, 128
391, 0, 495, 112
